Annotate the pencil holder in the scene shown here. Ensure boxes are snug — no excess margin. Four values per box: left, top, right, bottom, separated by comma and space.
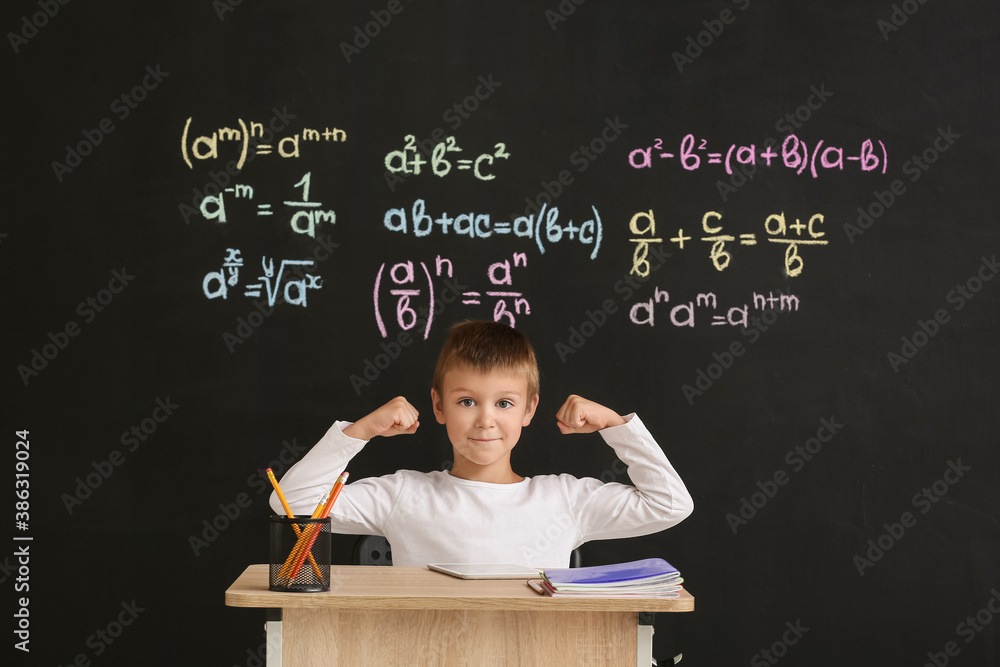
268, 516, 331, 592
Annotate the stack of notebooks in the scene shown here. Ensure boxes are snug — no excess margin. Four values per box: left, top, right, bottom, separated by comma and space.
530, 558, 683, 598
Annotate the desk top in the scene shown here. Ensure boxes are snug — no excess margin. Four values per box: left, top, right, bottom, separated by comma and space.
225, 565, 694, 613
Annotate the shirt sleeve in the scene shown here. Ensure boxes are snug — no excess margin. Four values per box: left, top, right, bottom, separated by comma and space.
268, 421, 404, 535
567, 413, 694, 542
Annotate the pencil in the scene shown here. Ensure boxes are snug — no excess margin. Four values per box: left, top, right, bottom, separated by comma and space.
277, 482, 335, 578
278, 471, 348, 580
320, 471, 349, 518
285, 472, 349, 582
267, 468, 294, 517
266, 468, 325, 583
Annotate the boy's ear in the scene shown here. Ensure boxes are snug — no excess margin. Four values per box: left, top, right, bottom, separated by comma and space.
521, 394, 540, 427
430, 388, 447, 424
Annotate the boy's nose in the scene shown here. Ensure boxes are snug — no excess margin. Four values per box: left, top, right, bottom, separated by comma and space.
475, 408, 497, 428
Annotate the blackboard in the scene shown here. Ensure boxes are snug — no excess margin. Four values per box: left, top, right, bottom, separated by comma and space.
6, 1, 999, 664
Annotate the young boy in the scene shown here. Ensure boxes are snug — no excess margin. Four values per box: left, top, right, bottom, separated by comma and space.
270, 320, 693, 568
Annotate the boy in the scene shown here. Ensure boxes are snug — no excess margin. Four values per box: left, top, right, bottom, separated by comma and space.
270, 320, 693, 568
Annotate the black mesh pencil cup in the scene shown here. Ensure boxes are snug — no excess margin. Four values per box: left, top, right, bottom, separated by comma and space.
268, 516, 331, 592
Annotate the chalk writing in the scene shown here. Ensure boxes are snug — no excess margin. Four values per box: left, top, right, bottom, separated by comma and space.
373, 253, 531, 339
181, 117, 346, 170
629, 289, 801, 328
628, 133, 888, 178
385, 199, 603, 260
198, 172, 336, 238
203, 249, 323, 307
629, 209, 828, 278
384, 135, 511, 181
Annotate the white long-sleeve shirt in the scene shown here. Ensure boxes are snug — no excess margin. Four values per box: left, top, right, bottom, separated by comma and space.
270, 413, 693, 568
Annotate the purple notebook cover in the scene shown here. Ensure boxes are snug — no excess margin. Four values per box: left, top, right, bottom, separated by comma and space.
543, 558, 679, 585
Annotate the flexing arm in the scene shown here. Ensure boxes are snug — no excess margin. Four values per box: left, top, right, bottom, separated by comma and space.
269, 397, 420, 520
268, 420, 368, 517
556, 398, 693, 541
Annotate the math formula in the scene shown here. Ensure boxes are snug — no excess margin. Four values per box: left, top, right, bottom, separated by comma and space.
181, 116, 346, 170
203, 249, 323, 308
198, 172, 336, 238
374, 253, 531, 339
629, 209, 828, 278
384, 135, 511, 181
628, 133, 888, 179
385, 199, 603, 260
628, 289, 801, 329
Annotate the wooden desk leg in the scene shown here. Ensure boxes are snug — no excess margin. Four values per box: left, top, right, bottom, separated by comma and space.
636, 621, 653, 667
265, 609, 282, 667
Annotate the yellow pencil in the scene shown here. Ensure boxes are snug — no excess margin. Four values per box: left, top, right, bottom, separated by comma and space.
285, 472, 349, 582
278, 482, 337, 578
266, 468, 324, 583
267, 468, 295, 517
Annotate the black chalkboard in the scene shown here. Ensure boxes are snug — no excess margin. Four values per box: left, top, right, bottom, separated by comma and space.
6, 1, 999, 665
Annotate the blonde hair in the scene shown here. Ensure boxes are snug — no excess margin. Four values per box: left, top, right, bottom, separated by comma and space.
432, 321, 539, 400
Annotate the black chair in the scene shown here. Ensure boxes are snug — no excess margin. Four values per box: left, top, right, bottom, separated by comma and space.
352, 534, 394, 565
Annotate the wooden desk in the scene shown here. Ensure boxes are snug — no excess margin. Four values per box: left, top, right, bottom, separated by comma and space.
226, 565, 694, 667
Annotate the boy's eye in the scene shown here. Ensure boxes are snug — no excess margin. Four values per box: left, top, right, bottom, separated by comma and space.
497, 399, 513, 409
459, 398, 476, 407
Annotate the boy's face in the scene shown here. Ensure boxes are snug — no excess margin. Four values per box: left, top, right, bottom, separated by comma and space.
432, 365, 539, 482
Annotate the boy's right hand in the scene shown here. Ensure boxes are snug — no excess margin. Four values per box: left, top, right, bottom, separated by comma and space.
342, 397, 420, 441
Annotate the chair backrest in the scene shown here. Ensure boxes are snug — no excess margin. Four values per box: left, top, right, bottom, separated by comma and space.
352, 534, 393, 565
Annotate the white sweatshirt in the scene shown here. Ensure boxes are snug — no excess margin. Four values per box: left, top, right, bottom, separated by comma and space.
270, 413, 693, 568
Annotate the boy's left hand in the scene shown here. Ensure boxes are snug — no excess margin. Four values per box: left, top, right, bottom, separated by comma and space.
556, 395, 626, 434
